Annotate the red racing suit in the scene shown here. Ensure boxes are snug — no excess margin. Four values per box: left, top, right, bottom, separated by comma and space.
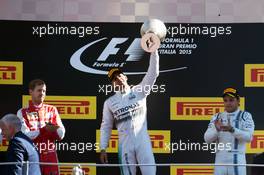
17, 102, 65, 175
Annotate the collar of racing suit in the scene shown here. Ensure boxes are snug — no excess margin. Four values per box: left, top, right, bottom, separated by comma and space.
224, 108, 240, 116
29, 101, 44, 111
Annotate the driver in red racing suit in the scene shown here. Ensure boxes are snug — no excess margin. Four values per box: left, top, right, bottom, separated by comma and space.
17, 79, 65, 175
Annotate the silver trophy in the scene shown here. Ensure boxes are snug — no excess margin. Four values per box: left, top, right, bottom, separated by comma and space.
219, 114, 229, 126
140, 19, 167, 52
72, 164, 85, 175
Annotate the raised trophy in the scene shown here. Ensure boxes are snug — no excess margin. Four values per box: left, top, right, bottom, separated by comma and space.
140, 19, 167, 52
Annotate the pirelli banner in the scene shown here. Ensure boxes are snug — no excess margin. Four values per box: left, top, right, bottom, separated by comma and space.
0, 20, 264, 175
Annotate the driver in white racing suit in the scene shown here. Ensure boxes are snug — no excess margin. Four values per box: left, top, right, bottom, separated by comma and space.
204, 87, 255, 175
100, 51, 159, 175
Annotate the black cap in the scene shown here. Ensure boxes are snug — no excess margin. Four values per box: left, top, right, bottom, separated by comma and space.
222, 87, 240, 99
108, 68, 123, 82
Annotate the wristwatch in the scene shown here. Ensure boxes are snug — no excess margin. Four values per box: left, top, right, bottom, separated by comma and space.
229, 127, 235, 133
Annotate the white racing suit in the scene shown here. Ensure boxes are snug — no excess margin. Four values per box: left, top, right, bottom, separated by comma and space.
100, 51, 159, 175
204, 109, 255, 175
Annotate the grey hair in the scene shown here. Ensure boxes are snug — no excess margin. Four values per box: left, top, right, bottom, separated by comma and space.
1, 114, 22, 130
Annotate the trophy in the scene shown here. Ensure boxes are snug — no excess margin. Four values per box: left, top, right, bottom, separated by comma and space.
72, 164, 85, 175
140, 19, 167, 52
219, 114, 229, 127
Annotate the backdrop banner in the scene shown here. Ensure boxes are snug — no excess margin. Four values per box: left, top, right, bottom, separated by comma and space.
0, 20, 263, 175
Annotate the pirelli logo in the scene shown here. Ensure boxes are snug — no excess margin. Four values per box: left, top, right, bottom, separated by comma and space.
0, 61, 23, 85
170, 166, 214, 175
59, 163, 96, 175
96, 130, 170, 153
246, 130, 264, 153
170, 97, 245, 120
0, 138, 9, 151
245, 64, 264, 87
22, 96, 96, 119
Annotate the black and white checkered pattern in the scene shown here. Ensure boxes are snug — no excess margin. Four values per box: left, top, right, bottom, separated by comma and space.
0, 0, 263, 22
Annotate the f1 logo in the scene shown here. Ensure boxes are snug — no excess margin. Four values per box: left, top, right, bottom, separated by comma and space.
97, 38, 144, 61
